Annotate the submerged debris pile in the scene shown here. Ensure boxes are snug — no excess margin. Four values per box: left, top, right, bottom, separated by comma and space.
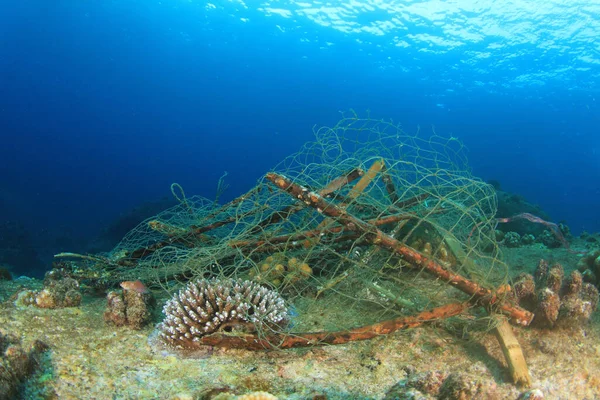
54, 116, 536, 385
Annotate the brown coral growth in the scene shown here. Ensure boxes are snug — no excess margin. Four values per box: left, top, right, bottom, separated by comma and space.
17, 269, 81, 309
512, 259, 599, 328
104, 281, 155, 329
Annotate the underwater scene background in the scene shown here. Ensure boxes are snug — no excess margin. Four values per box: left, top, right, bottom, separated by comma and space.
1, 1, 600, 400
0, 0, 599, 276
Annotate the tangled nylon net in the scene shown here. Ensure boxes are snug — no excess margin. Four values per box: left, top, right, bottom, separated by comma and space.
59, 114, 531, 348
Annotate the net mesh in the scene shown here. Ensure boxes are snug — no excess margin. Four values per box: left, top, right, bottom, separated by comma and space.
64, 114, 509, 343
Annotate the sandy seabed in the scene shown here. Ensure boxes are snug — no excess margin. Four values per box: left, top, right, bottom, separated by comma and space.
1, 244, 599, 400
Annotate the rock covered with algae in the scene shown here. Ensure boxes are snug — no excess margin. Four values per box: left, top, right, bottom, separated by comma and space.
577, 248, 600, 285
383, 366, 500, 399
16, 269, 81, 309
104, 280, 155, 329
0, 330, 49, 399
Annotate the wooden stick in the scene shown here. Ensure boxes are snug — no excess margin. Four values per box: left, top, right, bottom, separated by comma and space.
307, 160, 384, 248
390, 193, 431, 211
120, 206, 266, 265
325, 192, 432, 217
230, 213, 417, 249
196, 302, 469, 350
189, 206, 267, 235
247, 204, 304, 235
242, 233, 365, 255
203, 186, 262, 221
380, 163, 399, 204
347, 159, 384, 200
322, 192, 384, 215
494, 319, 532, 387
265, 172, 533, 326
319, 168, 364, 196
248, 168, 364, 235
148, 220, 189, 237
54, 252, 113, 264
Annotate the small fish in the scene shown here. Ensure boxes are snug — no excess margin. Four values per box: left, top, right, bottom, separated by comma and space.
120, 280, 149, 294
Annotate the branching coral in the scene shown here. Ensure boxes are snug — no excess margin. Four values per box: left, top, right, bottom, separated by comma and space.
512, 260, 599, 328
157, 278, 289, 349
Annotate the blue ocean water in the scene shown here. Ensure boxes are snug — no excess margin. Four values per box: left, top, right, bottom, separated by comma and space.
0, 1, 598, 275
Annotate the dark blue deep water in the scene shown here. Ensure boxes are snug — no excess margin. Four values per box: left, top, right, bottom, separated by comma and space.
1, 1, 599, 276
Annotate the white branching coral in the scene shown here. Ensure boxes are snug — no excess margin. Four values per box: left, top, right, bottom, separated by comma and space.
158, 278, 289, 349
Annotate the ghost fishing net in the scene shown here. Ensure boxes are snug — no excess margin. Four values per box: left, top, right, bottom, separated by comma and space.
57, 114, 532, 353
